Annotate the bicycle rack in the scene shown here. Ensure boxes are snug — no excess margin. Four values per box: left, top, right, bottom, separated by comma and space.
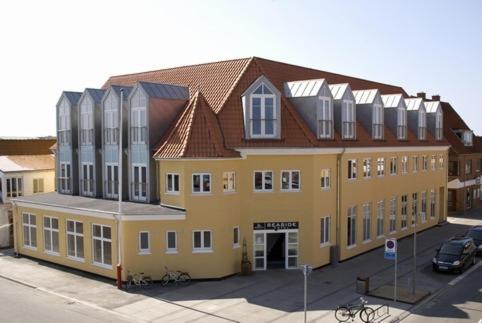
373, 304, 390, 320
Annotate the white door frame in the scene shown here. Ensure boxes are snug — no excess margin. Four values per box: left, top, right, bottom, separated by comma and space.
131, 163, 147, 202
252, 229, 298, 271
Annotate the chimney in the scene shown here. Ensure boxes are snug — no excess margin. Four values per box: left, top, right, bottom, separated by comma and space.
416, 92, 426, 100
432, 94, 441, 101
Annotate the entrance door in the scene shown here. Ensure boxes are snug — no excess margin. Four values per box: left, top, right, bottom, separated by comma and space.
254, 232, 266, 270
132, 165, 147, 201
105, 164, 119, 199
267, 233, 285, 269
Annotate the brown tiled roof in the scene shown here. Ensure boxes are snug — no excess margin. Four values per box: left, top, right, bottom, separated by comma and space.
0, 138, 57, 156
154, 91, 240, 159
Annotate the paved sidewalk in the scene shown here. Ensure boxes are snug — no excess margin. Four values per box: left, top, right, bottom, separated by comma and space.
0, 209, 480, 322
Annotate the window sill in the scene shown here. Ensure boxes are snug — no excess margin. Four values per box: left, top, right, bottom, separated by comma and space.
253, 190, 274, 193
67, 256, 85, 263
233, 244, 240, 249
191, 192, 212, 196
363, 176, 371, 180
320, 242, 331, 248
93, 262, 113, 270
401, 227, 408, 231
347, 178, 357, 182
44, 250, 60, 257
192, 249, 213, 254
280, 189, 301, 193
362, 239, 372, 244
320, 187, 330, 191
166, 192, 180, 196
347, 244, 357, 250
223, 190, 236, 195
389, 231, 397, 235
377, 235, 385, 240
165, 250, 178, 254
138, 251, 151, 256
23, 245, 37, 251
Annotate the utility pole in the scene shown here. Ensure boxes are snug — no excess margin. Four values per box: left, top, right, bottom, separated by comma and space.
116, 88, 124, 290
412, 211, 417, 295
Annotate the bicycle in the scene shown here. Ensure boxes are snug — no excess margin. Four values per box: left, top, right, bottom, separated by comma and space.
126, 271, 152, 289
334, 297, 375, 323
161, 266, 191, 286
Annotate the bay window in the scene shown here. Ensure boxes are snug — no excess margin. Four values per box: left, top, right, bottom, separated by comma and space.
435, 110, 443, 140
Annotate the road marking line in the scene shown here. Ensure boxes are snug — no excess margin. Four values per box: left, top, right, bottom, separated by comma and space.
448, 261, 481, 286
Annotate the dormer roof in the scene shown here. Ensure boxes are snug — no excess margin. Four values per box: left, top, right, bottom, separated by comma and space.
405, 98, 424, 111
353, 89, 381, 105
85, 88, 106, 104
110, 85, 133, 99
284, 79, 329, 98
62, 91, 82, 105
424, 101, 442, 113
137, 81, 189, 100
381, 94, 406, 109
329, 83, 351, 100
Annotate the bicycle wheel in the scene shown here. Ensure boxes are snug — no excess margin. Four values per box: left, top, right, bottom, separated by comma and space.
334, 307, 351, 322
161, 274, 170, 286
360, 307, 375, 323
178, 273, 191, 285
143, 276, 153, 286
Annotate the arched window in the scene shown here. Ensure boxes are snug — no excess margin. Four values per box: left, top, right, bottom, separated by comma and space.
250, 84, 276, 137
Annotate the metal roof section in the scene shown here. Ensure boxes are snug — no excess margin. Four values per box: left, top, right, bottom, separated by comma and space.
353, 89, 380, 104
284, 78, 327, 98
63, 91, 82, 105
329, 83, 350, 100
425, 101, 441, 113
111, 85, 133, 99
139, 81, 189, 100
381, 94, 405, 109
85, 88, 106, 104
0, 155, 55, 172
405, 98, 424, 111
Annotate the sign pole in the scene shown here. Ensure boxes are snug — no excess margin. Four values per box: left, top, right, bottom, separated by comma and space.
304, 268, 307, 323
394, 249, 397, 302
300, 264, 312, 323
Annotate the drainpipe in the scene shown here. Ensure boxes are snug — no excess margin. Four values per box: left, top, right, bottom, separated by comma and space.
334, 148, 346, 265
116, 89, 124, 290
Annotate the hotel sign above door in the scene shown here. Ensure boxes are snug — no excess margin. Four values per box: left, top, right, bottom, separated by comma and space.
253, 222, 299, 231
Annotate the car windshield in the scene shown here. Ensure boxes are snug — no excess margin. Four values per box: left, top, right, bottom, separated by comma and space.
439, 243, 463, 256
467, 230, 482, 240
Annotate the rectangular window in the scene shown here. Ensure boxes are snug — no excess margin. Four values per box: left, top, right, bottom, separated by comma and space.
132, 165, 147, 201
281, 170, 300, 191
138, 231, 150, 254
421, 191, 427, 223
466, 160, 472, 175
33, 178, 44, 194
430, 156, 436, 171
192, 173, 211, 194
418, 109, 427, 140
413, 156, 419, 173
131, 107, 147, 144
43, 216, 59, 255
377, 200, 385, 238
166, 173, 180, 194
401, 156, 408, 174
223, 171, 236, 192
347, 207, 357, 247
372, 104, 384, 139
104, 106, 119, 145
81, 163, 94, 196
22, 213, 37, 249
377, 157, 385, 176
6, 177, 23, 198
320, 216, 330, 245
67, 220, 84, 260
254, 171, 273, 192
166, 231, 177, 253
92, 224, 112, 267
389, 197, 397, 233
397, 107, 407, 140
448, 160, 458, 176
342, 101, 356, 139
59, 162, 71, 193
390, 157, 397, 175
412, 193, 418, 226
105, 164, 119, 199
401, 195, 408, 229
233, 227, 240, 248
477, 159, 482, 173
363, 158, 371, 178
80, 104, 94, 145
430, 189, 436, 219
422, 156, 428, 171
250, 89, 276, 138
348, 160, 357, 180
193, 230, 212, 252
318, 98, 332, 138
362, 203, 371, 242
439, 156, 445, 169
320, 169, 330, 189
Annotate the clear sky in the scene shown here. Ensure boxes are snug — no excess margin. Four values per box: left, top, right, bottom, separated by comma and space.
1, 0, 481, 137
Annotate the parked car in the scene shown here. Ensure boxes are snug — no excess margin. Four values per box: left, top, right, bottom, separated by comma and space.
466, 226, 482, 254
432, 237, 477, 273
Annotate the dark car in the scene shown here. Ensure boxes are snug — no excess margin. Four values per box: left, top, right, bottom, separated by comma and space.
466, 226, 482, 254
432, 237, 477, 273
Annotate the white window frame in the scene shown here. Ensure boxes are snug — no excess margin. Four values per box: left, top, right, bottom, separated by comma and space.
250, 84, 277, 138
92, 224, 112, 269
223, 171, 236, 193
377, 157, 385, 177
422, 156, 428, 171
418, 109, 427, 140
320, 216, 331, 246
389, 197, 397, 233
347, 206, 357, 248
81, 162, 95, 196
33, 178, 44, 194
138, 231, 150, 255
253, 170, 273, 192
58, 103, 71, 145
363, 158, 371, 178
401, 156, 408, 174
401, 195, 408, 230
413, 156, 419, 173
131, 106, 147, 144
22, 212, 37, 250
280, 170, 301, 192
412, 193, 418, 226
390, 157, 397, 176
435, 110, 443, 140
66, 220, 84, 262
80, 102, 94, 145
342, 100, 356, 139
192, 230, 213, 253
192, 173, 212, 194
439, 155, 444, 169
348, 159, 357, 180
105, 163, 119, 199
43, 216, 59, 256
132, 164, 148, 201
430, 155, 436, 171
59, 162, 71, 193
318, 97, 333, 139
376, 200, 385, 238
233, 226, 240, 248
430, 189, 436, 219
6, 177, 23, 198
166, 231, 178, 254
166, 173, 180, 195
362, 203, 371, 243
372, 103, 384, 139
320, 169, 330, 189
397, 107, 407, 140
104, 101, 119, 145
421, 191, 427, 223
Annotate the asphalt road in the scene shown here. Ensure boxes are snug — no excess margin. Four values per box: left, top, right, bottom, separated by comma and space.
403, 263, 482, 322
0, 277, 131, 323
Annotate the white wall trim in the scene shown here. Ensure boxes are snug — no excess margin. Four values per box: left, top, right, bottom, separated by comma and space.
122, 214, 185, 221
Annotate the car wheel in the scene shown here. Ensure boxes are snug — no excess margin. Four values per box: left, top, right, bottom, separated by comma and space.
432, 264, 438, 272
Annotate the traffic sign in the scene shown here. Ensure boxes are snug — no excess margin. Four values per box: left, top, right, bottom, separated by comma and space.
384, 238, 397, 260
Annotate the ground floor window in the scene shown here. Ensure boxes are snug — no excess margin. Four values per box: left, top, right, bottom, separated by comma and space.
286, 232, 298, 268
43, 216, 59, 254
401, 195, 408, 229
138, 231, 150, 254
430, 189, 436, 219
59, 162, 71, 193
421, 191, 427, 222
320, 216, 330, 245
22, 213, 36, 249
92, 224, 112, 267
347, 207, 356, 247
412, 193, 418, 225
193, 230, 212, 252
362, 203, 371, 242
166, 231, 177, 253
233, 227, 240, 248
377, 200, 384, 237
389, 197, 397, 233
67, 220, 84, 260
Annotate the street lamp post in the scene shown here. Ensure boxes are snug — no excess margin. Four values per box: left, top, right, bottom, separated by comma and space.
412, 211, 417, 295
300, 264, 313, 323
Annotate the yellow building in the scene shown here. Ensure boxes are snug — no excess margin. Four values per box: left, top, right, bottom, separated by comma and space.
12, 57, 449, 280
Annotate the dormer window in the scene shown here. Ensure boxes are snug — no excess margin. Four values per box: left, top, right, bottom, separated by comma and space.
435, 110, 443, 141
131, 107, 147, 144
318, 97, 332, 139
455, 130, 474, 146
58, 103, 71, 145
397, 107, 407, 140
342, 100, 355, 139
104, 103, 119, 145
418, 109, 426, 140
250, 84, 276, 138
80, 103, 93, 145
372, 104, 384, 139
